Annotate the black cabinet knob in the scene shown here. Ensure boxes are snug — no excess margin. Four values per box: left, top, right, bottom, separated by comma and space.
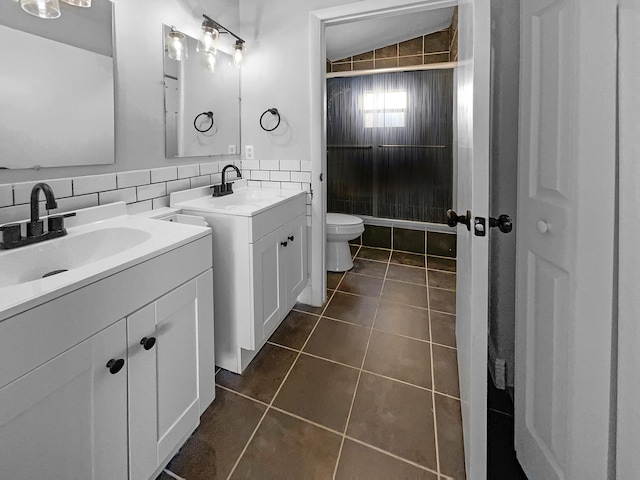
288, 235, 294, 241
106, 358, 125, 375
281, 241, 288, 247
140, 337, 156, 350
446, 209, 471, 231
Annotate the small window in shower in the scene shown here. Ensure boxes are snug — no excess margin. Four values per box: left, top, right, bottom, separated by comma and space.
362, 90, 407, 128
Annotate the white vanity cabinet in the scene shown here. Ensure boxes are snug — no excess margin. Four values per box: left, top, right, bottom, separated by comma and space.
176, 187, 307, 374
0, 225, 215, 480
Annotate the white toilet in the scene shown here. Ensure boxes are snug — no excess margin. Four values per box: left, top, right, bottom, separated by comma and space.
326, 213, 365, 272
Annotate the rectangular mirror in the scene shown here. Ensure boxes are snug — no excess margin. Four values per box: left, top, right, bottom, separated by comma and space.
163, 24, 241, 158
0, 0, 115, 170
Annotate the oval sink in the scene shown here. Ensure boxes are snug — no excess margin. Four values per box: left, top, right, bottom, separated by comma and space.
0, 226, 151, 288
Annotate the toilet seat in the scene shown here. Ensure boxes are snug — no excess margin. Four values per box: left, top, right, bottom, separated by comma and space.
326, 213, 363, 236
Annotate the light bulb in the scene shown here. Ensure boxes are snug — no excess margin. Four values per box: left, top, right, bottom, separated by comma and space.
233, 42, 244, 68
166, 30, 188, 61
20, 0, 61, 19
197, 26, 219, 54
203, 51, 216, 72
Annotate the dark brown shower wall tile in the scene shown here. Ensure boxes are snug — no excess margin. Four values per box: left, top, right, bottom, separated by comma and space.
430, 287, 457, 314
391, 250, 426, 267
353, 50, 374, 61
231, 409, 342, 479
268, 310, 318, 351
375, 44, 398, 58
335, 56, 352, 63
393, 227, 426, 254
427, 255, 457, 272
338, 272, 384, 297
351, 258, 387, 278
428, 269, 456, 290
423, 30, 450, 53
357, 246, 391, 262
386, 263, 427, 285
432, 344, 460, 397
347, 373, 438, 470
363, 330, 432, 388
375, 57, 398, 69
362, 225, 392, 249
427, 231, 457, 258
399, 37, 424, 56
424, 53, 451, 64
327, 271, 344, 289
273, 355, 359, 432
304, 318, 370, 367
399, 55, 424, 67
353, 60, 374, 71
332, 62, 352, 72
167, 388, 266, 480
430, 311, 456, 348
435, 393, 466, 479
324, 291, 378, 327
374, 300, 430, 341
216, 343, 297, 403
335, 440, 438, 480
382, 280, 428, 309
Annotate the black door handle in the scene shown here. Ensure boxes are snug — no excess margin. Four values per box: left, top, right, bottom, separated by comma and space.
489, 214, 513, 233
446, 209, 471, 231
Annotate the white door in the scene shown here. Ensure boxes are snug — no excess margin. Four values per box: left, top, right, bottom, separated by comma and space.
453, 1, 491, 479
515, 1, 617, 479
615, 1, 640, 477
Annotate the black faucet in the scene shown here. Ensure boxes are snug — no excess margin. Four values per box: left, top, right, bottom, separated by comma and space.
0, 182, 72, 250
213, 164, 242, 197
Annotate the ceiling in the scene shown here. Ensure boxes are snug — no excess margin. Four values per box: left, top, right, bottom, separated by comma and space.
325, 7, 455, 62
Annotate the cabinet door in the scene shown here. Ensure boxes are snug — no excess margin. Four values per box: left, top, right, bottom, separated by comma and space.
251, 229, 284, 345
282, 213, 308, 311
197, 269, 215, 414
0, 319, 128, 480
155, 279, 200, 465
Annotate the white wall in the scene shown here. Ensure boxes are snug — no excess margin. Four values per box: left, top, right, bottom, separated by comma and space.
487, 0, 519, 390
2, 0, 240, 184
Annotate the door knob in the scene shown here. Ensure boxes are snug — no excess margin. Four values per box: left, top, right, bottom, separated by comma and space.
536, 220, 550, 234
140, 337, 156, 351
106, 358, 125, 375
280, 241, 288, 247
446, 209, 471, 231
288, 235, 294, 241
489, 214, 513, 233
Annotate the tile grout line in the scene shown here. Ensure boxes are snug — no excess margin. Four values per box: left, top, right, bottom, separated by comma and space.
226, 287, 338, 480
331, 255, 388, 479
428, 261, 442, 477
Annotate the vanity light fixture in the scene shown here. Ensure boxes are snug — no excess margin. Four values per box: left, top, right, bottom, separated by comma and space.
199, 15, 245, 67
166, 27, 188, 61
203, 51, 217, 72
20, 0, 61, 19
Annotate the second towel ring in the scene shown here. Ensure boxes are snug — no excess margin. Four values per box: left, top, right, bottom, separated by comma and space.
194, 111, 215, 133
259, 108, 281, 132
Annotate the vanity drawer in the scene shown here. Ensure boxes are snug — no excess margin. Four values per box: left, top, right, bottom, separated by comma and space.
250, 195, 306, 243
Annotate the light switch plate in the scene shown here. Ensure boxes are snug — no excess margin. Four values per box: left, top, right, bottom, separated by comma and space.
245, 145, 255, 160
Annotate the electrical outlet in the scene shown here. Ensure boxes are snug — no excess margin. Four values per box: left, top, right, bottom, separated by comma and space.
228, 145, 237, 155
245, 145, 255, 160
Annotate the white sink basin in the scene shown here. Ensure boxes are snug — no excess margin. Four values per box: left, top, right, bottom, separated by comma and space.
0, 226, 151, 288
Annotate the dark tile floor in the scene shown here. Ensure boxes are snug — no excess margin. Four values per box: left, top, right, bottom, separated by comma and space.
161, 245, 463, 479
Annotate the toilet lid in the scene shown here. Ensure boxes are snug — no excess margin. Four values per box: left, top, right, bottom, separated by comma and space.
327, 213, 363, 226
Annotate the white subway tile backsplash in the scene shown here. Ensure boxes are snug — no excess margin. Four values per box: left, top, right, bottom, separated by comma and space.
280, 160, 301, 171
242, 160, 260, 170
260, 160, 280, 171
99, 187, 137, 205
262, 181, 281, 189
117, 169, 150, 188
301, 161, 312, 171
127, 201, 152, 215
190, 175, 211, 188
151, 166, 178, 183
137, 183, 167, 201
52, 194, 99, 214
251, 171, 270, 181
178, 164, 200, 179
270, 171, 290, 182
0, 204, 30, 224
281, 182, 302, 190
152, 196, 170, 209
74, 174, 116, 196
199, 162, 219, 175
13, 178, 73, 204
291, 171, 312, 183
247, 180, 262, 188
0, 185, 12, 207
166, 178, 191, 195
211, 173, 222, 184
